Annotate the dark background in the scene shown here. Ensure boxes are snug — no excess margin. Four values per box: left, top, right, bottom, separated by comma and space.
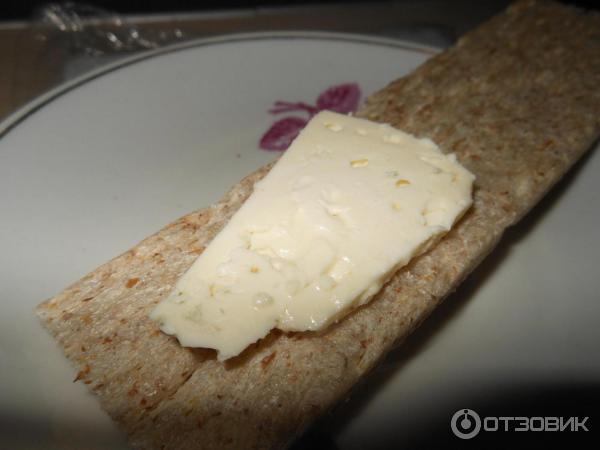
1, 0, 599, 20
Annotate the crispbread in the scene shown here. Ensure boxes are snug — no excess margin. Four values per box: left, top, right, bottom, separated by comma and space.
36, 0, 600, 448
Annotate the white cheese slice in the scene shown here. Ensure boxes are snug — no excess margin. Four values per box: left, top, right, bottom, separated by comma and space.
150, 111, 475, 360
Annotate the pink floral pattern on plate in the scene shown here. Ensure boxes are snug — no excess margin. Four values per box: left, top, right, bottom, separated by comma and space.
259, 83, 361, 151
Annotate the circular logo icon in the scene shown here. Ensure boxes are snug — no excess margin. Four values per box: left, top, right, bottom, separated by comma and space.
451, 409, 481, 439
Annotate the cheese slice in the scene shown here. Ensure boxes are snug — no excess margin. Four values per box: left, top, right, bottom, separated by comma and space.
150, 111, 475, 360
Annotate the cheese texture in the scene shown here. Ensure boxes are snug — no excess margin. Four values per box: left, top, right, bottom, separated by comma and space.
150, 111, 474, 360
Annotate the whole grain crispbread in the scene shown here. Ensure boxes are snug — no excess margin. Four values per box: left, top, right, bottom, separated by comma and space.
36, 0, 600, 448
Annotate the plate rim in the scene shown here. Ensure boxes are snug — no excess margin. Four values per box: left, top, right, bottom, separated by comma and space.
0, 30, 438, 139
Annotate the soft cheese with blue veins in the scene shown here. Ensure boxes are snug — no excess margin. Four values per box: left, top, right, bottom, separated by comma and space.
150, 111, 475, 360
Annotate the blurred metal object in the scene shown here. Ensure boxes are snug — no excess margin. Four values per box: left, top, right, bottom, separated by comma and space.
37, 2, 186, 56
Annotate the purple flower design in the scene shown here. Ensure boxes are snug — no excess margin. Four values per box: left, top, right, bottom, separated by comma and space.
260, 83, 361, 151
259, 117, 307, 152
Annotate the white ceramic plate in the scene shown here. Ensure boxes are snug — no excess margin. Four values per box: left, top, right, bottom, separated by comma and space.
0, 32, 598, 449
